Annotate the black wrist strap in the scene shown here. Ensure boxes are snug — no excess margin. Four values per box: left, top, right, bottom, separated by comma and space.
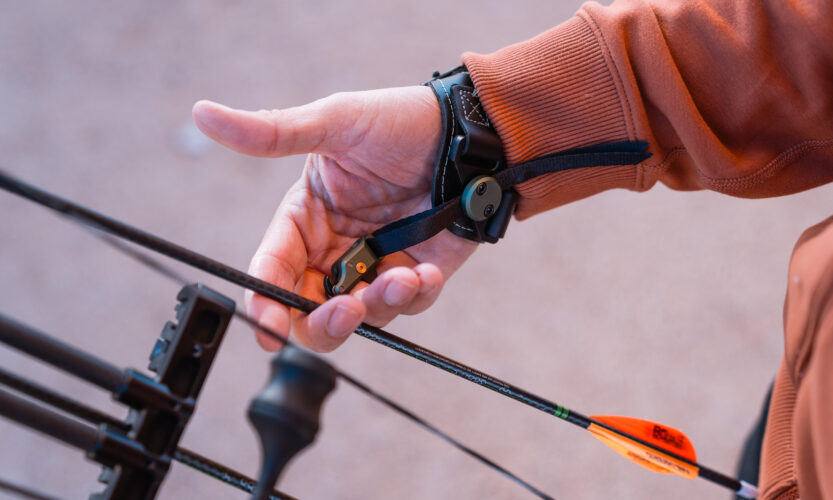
323, 68, 652, 296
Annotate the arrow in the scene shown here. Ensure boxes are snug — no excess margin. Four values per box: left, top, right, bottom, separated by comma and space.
0, 169, 758, 498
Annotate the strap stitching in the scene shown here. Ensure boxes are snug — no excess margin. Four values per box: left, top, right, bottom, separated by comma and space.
437, 79, 454, 202
459, 89, 490, 127
437, 79, 473, 234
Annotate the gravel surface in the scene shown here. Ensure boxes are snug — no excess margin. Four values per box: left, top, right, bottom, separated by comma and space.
1, 2, 830, 499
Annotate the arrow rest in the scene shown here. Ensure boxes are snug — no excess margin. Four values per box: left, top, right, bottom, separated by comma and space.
248, 346, 337, 500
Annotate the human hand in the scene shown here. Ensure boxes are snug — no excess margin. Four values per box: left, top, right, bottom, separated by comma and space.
193, 86, 478, 352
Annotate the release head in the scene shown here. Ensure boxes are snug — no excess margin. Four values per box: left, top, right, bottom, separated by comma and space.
324, 235, 379, 297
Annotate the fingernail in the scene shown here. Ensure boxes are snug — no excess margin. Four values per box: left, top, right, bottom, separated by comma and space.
384, 279, 417, 306
326, 304, 360, 338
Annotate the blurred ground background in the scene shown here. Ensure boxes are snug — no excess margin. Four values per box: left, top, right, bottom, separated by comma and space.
1, 2, 830, 499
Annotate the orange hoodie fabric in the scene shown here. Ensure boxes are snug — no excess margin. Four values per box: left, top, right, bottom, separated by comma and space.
462, 1, 833, 498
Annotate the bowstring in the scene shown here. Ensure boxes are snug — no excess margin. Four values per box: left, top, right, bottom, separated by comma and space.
0, 477, 60, 500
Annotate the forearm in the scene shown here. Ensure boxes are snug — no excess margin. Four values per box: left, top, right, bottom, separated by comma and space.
463, 0, 833, 219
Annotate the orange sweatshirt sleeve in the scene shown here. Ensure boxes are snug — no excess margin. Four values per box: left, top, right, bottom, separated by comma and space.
462, 0, 833, 220
777, 217, 833, 500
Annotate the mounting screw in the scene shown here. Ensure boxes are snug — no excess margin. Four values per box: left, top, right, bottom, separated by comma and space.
484, 204, 495, 217
475, 183, 487, 195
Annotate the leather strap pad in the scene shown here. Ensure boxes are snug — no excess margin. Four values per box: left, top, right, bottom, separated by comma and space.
425, 67, 509, 243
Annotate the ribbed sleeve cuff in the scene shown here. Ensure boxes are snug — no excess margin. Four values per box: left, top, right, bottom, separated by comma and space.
462, 14, 637, 219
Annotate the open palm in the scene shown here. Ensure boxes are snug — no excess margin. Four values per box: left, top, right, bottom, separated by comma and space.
194, 86, 477, 352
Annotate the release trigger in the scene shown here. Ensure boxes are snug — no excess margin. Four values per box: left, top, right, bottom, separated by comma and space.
324, 236, 379, 297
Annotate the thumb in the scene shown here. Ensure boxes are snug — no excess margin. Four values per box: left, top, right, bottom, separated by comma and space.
192, 98, 339, 158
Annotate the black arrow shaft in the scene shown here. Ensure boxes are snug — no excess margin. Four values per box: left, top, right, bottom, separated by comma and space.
0, 170, 750, 497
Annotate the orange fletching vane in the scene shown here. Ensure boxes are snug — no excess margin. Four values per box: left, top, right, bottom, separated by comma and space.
588, 415, 699, 479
